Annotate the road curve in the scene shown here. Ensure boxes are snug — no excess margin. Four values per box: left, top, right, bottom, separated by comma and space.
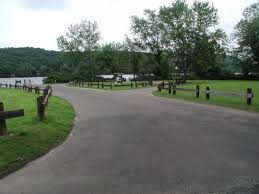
0, 84, 259, 194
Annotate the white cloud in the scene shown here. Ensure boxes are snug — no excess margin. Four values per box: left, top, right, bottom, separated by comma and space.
0, 0, 257, 50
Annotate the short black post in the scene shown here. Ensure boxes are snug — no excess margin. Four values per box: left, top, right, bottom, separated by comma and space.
158, 85, 161, 92
196, 85, 200, 98
162, 81, 165, 88
110, 83, 112, 90
142, 82, 144, 87
131, 82, 133, 88
168, 83, 172, 94
37, 96, 45, 121
102, 82, 104, 89
172, 84, 176, 95
0, 102, 7, 136
91, 82, 93, 88
98, 82, 100, 88
5, 83, 7, 88
247, 88, 253, 105
135, 81, 138, 88
206, 86, 210, 100
9, 84, 11, 89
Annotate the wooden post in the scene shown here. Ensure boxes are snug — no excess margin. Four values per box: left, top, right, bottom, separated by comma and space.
158, 85, 161, 92
37, 96, 45, 121
206, 86, 210, 100
196, 85, 200, 98
172, 84, 176, 95
43, 88, 48, 97
0, 102, 7, 136
247, 88, 253, 105
0, 102, 24, 136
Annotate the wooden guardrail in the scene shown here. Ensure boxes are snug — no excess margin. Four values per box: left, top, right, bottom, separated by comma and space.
0, 83, 42, 94
158, 84, 254, 105
0, 102, 24, 136
0, 84, 53, 135
69, 80, 153, 89
37, 86, 52, 121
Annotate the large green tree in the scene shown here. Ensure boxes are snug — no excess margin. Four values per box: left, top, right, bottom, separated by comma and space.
57, 19, 101, 52
159, 0, 226, 79
130, 9, 168, 79
57, 19, 101, 80
235, 2, 259, 74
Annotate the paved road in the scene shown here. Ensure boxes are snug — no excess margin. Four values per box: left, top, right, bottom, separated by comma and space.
1, 85, 259, 194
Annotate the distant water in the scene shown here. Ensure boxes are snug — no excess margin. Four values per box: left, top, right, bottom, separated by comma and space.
100, 74, 135, 82
0, 77, 46, 86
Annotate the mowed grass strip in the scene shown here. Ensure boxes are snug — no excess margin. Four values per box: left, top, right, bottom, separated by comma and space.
153, 80, 259, 112
0, 88, 75, 178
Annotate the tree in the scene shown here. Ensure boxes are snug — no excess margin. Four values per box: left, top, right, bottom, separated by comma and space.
234, 2, 259, 74
57, 19, 101, 52
159, 0, 226, 79
99, 42, 125, 74
123, 37, 141, 78
130, 9, 168, 79
57, 20, 101, 79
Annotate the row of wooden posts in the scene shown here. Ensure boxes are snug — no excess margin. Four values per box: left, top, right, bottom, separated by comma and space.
158, 83, 254, 105
71, 81, 153, 89
0, 84, 52, 136
0, 83, 42, 94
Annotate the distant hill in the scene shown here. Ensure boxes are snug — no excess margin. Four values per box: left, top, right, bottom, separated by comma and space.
0, 47, 62, 77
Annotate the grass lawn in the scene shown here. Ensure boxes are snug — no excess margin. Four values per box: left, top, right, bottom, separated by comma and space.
0, 88, 75, 178
66, 82, 154, 90
153, 80, 259, 112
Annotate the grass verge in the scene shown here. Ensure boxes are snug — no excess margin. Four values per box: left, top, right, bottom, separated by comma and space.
0, 88, 75, 178
153, 80, 259, 113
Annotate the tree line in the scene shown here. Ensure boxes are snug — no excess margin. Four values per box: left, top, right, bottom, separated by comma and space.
0, 47, 62, 78
56, 0, 259, 82
0, 1, 258, 82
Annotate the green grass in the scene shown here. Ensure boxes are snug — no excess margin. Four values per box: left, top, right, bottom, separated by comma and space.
0, 88, 75, 178
66, 82, 154, 90
153, 80, 259, 112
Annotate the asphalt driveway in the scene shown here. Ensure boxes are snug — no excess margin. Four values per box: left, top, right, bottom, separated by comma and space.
0, 85, 259, 194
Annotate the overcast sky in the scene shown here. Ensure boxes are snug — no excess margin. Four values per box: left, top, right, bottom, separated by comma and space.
0, 0, 257, 51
